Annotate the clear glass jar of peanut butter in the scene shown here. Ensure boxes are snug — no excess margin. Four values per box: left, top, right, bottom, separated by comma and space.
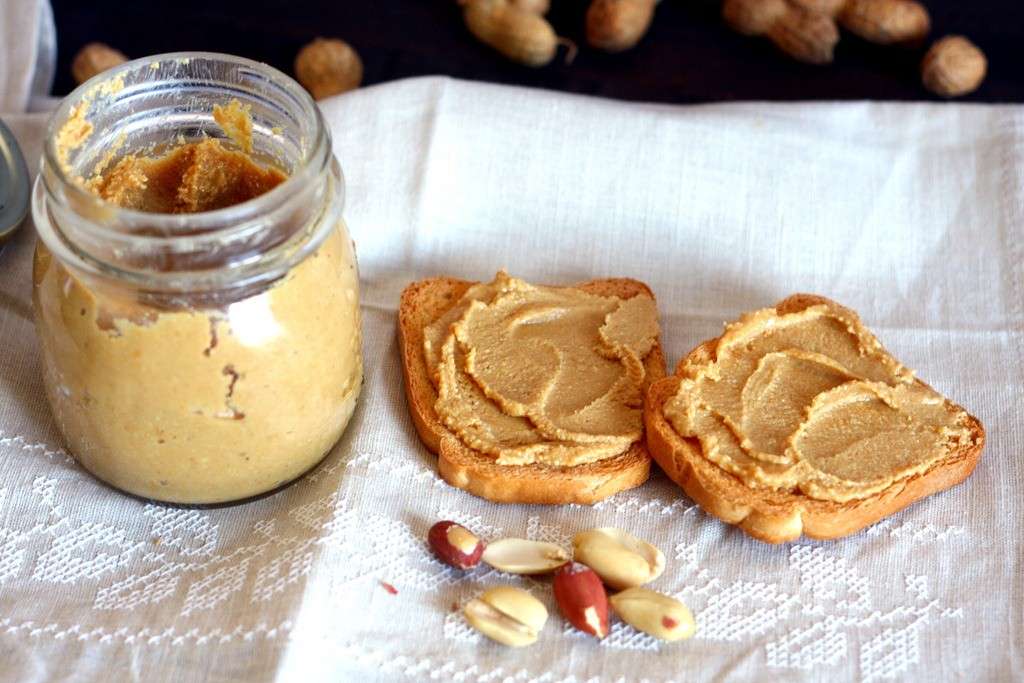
31, 53, 362, 504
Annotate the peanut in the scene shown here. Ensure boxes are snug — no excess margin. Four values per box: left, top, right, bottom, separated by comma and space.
294, 38, 363, 100
464, 586, 548, 647
921, 35, 986, 98
586, 0, 657, 53
609, 588, 696, 642
71, 42, 127, 85
788, 0, 847, 17
722, 0, 788, 36
838, 0, 930, 45
462, 0, 560, 67
767, 4, 840, 64
428, 521, 485, 570
572, 528, 665, 590
481, 538, 570, 574
553, 562, 609, 638
722, 0, 839, 64
509, 0, 550, 13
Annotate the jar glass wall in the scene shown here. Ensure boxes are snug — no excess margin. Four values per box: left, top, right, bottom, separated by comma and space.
31, 53, 362, 504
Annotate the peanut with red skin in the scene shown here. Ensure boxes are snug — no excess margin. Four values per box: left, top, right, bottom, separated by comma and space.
553, 562, 609, 638
428, 521, 485, 569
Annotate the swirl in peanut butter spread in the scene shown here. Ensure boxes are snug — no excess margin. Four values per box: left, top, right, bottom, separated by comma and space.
664, 302, 974, 503
424, 272, 659, 467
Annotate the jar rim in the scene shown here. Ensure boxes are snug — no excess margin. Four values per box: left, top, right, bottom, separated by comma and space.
41, 51, 329, 235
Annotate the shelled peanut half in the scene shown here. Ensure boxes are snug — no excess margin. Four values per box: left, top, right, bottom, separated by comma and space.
426, 520, 696, 646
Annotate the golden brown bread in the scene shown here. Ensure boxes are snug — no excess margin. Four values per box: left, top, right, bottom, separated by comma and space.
398, 276, 667, 504
644, 293, 985, 543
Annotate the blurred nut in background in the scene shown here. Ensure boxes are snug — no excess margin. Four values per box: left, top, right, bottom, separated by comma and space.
461, 0, 560, 67
788, 0, 847, 18
838, 0, 930, 45
722, 0, 839, 64
722, 0, 788, 37
294, 37, 363, 100
768, 4, 840, 64
509, 0, 550, 14
922, 35, 986, 97
71, 42, 127, 85
586, 0, 657, 53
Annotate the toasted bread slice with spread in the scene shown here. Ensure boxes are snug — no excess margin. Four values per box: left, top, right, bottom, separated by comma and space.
644, 294, 985, 543
399, 276, 667, 504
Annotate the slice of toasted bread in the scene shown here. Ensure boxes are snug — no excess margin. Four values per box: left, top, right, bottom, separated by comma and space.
399, 276, 667, 504
644, 293, 985, 543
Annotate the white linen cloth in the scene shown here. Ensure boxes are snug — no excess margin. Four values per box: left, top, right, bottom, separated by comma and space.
1, 3, 1021, 680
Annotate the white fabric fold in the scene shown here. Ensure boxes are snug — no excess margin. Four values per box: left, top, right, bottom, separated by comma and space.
0, 0, 53, 114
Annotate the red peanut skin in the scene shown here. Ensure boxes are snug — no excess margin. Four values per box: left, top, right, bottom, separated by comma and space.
553, 562, 609, 638
427, 521, 484, 569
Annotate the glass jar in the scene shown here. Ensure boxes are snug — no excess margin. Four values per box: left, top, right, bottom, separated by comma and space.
31, 53, 362, 504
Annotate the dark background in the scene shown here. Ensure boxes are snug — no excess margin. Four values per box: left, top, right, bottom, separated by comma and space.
50, 1, 1023, 103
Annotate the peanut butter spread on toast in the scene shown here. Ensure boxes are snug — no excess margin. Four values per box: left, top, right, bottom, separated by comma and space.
424, 272, 659, 467
664, 300, 974, 503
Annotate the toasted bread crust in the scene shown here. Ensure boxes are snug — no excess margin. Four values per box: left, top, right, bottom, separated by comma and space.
644, 294, 985, 543
399, 276, 667, 505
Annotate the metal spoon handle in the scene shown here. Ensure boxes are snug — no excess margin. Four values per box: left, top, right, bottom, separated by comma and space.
0, 118, 30, 243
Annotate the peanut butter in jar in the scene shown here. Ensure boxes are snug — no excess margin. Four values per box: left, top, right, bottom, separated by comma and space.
32, 54, 362, 503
